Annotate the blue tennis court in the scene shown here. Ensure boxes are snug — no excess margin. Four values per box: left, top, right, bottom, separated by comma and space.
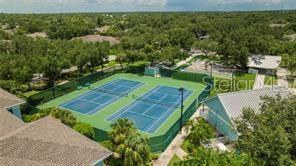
107, 86, 192, 133
59, 79, 143, 115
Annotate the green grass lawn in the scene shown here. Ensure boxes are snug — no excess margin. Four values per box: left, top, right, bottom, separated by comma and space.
23, 90, 40, 99
264, 76, 278, 85
168, 154, 181, 166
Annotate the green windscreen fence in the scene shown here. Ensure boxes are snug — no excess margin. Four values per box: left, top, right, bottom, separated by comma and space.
149, 99, 199, 152
160, 68, 213, 86
144, 67, 160, 77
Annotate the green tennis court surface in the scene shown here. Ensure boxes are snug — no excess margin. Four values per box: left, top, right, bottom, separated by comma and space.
38, 73, 207, 151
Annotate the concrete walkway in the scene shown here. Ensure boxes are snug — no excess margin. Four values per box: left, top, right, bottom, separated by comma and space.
253, 74, 265, 90
153, 108, 201, 166
175, 55, 197, 68
152, 129, 187, 166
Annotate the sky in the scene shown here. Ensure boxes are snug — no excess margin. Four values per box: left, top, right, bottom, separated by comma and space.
0, 0, 295, 13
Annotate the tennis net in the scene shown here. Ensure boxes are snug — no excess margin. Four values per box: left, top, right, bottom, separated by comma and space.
132, 95, 180, 108
94, 88, 129, 97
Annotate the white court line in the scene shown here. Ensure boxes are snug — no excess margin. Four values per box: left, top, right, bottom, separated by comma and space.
86, 83, 142, 114
147, 90, 192, 133
124, 110, 159, 120
60, 79, 120, 106
107, 86, 180, 132
106, 86, 162, 121
145, 95, 182, 132
106, 86, 192, 133
61, 79, 143, 115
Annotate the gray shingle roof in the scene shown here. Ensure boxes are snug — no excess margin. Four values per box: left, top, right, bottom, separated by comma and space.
0, 116, 112, 166
0, 88, 25, 108
0, 108, 24, 137
210, 87, 291, 119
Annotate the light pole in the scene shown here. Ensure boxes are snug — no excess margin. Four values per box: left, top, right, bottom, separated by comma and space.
179, 87, 184, 133
210, 62, 213, 77
231, 72, 235, 92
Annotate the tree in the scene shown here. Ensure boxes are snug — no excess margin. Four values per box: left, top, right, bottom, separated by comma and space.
42, 42, 66, 87
97, 16, 104, 27
286, 54, 296, 75
94, 41, 110, 71
168, 28, 195, 50
184, 118, 215, 153
103, 119, 151, 166
115, 53, 127, 69
236, 95, 296, 165
124, 50, 144, 64
178, 147, 256, 166
162, 46, 188, 67
145, 45, 162, 67
217, 37, 250, 68
195, 39, 217, 57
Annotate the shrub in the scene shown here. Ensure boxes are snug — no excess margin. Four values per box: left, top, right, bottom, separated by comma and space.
49, 108, 77, 127
73, 122, 95, 139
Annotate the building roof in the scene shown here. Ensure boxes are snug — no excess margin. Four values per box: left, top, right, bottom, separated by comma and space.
0, 88, 25, 108
203, 87, 291, 120
0, 108, 24, 137
0, 116, 112, 166
247, 55, 281, 70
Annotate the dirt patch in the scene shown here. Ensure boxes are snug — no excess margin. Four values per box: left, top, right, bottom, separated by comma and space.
26, 32, 48, 39
3, 29, 14, 34
96, 26, 110, 33
284, 34, 296, 41
74, 35, 120, 45
269, 23, 286, 28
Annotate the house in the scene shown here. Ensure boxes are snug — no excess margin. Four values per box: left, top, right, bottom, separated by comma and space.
0, 88, 25, 119
0, 90, 112, 166
201, 87, 291, 141
248, 55, 281, 75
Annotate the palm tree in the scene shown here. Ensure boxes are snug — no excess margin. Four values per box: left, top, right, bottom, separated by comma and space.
104, 118, 152, 166
110, 118, 136, 142
123, 147, 143, 166
184, 119, 195, 135
187, 119, 215, 147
